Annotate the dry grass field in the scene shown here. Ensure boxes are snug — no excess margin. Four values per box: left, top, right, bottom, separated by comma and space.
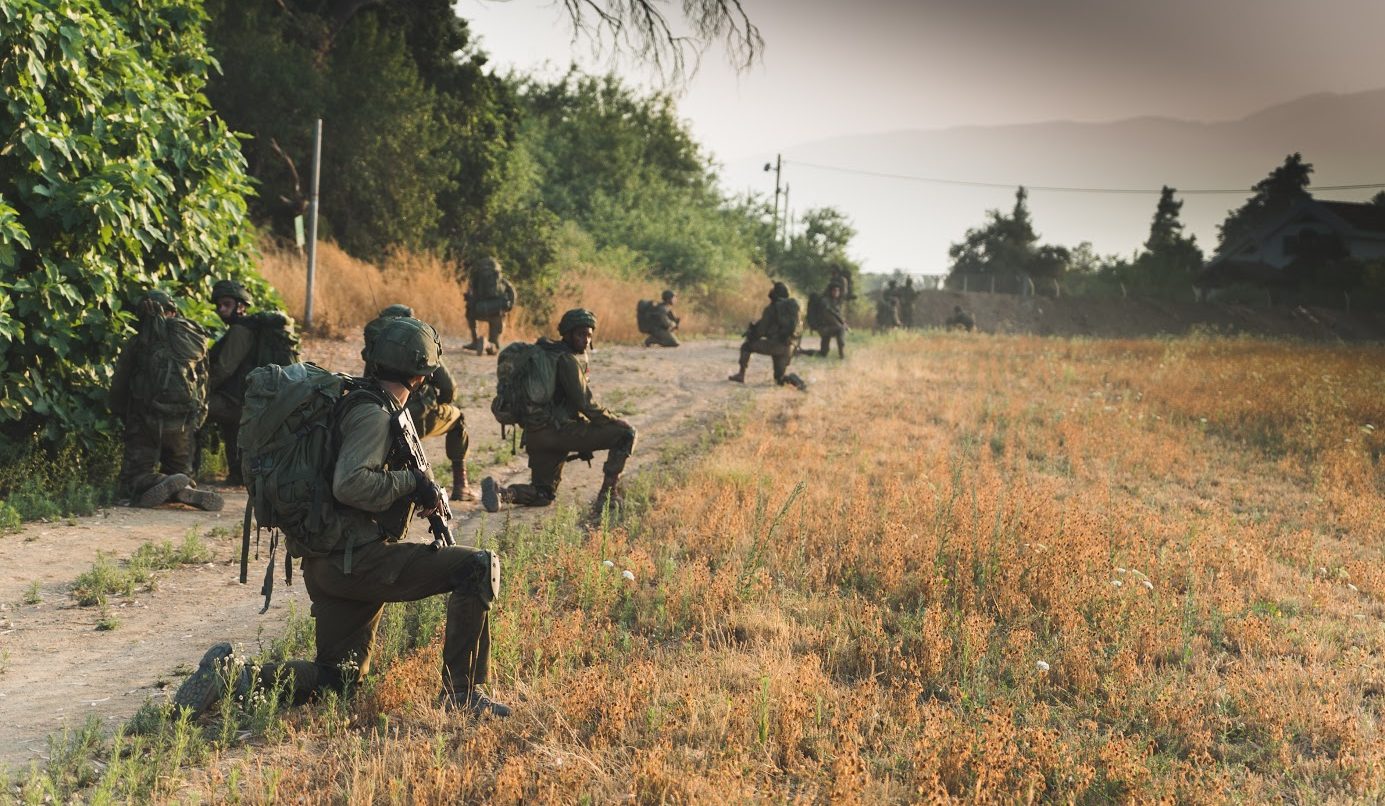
15, 332, 1384, 803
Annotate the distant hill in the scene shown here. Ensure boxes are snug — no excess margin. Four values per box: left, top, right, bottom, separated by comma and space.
724, 89, 1385, 274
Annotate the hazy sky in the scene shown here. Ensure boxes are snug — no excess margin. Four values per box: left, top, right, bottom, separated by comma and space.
459, 0, 1385, 270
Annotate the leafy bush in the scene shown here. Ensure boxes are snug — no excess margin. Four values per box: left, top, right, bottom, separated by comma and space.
0, 0, 263, 450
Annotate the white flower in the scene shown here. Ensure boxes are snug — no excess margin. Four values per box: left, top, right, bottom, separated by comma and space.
1141, 579, 1154, 591
602, 560, 615, 569
1348, 583, 1359, 592
1036, 660, 1050, 672
1114, 567, 1127, 575
1111, 579, 1123, 587
622, 569, 636, 582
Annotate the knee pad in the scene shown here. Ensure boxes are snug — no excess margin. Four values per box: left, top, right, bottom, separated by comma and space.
451, 549, 501, 608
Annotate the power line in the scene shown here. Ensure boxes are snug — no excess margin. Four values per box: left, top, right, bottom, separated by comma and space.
783, 159, 1385, 196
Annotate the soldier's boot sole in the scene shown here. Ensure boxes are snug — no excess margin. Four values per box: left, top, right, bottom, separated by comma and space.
136, 473, 192, 508
172, 642, 235, 717
480, 477, 501, 513
727, 373, 745, 383
173, 486, 225, 512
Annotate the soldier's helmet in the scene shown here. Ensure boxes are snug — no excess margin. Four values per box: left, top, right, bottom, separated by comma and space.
474, 256, 500, 275
211, 279, 253, 306
558, 307, 598, 336
661, 289, 675, 303
769, 281, 789, 300
378, 303, 414, 319
365, 317, 443, 379
826, 281, 844, 295
138, 289, 176, 318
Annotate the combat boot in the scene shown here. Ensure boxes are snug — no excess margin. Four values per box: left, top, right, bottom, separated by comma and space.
136, 473, 192, 508
481, 476, 503, 513
464, 337, 485, 354
591, 473, 623, 520
727, 371, 745, 383
440, 687, 512, 718
783, 373, 808, 392
485, 341, 499, 356
451, 464, 476, 503
173, 484, 225, 512
172, 642, 252, 718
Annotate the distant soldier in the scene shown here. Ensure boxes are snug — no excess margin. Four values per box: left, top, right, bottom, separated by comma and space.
643, 289, 681, 348
875, 281, 901, 332
897, 277, 920, 328
807, 281, 848, 359
363, 305, 475, 501
945, 305, 976, 332
728, 281, 807, 391
109, 290, 223, 510
482, 309, 637, 516
207, 279, 299, 484
464, 256, 516, 356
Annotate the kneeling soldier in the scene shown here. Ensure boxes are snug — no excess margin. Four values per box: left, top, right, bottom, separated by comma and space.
481, 308, 637, 516
729, 281, 807, 391
174, 317, 509, 718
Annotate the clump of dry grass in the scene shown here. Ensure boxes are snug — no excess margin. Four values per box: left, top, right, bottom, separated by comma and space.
168, 333, 1385, 802
260, 241, 470, 339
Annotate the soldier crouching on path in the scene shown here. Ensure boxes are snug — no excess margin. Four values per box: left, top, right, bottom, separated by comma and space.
644, 289, 681, 348
481, 308, 637, 517
109, 290, 223, 511
173, 317, 510, 718
364, 304, 476, 502
945, 305, 976, 332
729, 281, 807, 391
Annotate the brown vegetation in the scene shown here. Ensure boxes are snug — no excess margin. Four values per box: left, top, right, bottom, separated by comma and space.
169, 332, 1384, 802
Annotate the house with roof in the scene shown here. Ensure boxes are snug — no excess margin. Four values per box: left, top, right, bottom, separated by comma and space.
1199, 196, 1385, 288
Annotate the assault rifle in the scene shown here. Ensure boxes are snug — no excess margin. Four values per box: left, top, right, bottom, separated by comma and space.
391, 409, 455, 551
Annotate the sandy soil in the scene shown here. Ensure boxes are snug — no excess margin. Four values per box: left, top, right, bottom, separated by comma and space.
0, 335, 793, 771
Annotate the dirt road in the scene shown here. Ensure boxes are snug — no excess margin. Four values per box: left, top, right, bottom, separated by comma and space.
0, 335, 796, 771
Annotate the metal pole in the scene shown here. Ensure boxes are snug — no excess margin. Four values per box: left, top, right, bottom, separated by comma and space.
304, 118, 323, 331
766, 154, 782, 245
782, 183, 791, 245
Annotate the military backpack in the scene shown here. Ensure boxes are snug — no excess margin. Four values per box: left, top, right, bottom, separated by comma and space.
805, 292, 831, 332
490, 339, 561, 431
130, 316, 210, 423
238, 363, 384, 608
767, 297, 801, 343
471, 277, 516, 318
242, 311, 301, 369
635, 299, 660, 334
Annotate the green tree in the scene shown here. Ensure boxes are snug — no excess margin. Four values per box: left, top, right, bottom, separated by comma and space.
0, 0, 260, 447
1217, 152, 1313, 253
1108, 186, 1203, 298
946, 187, 1044, 284
771, 207, 861, 292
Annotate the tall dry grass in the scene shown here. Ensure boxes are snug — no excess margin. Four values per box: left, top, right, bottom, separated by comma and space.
260, 240, 772, 345
260, 241, 470, 339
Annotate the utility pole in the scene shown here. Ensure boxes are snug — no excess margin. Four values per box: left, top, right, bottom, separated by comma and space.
782, 183, 791, 246
304, 118, 323, 331
763, 154, 782, 244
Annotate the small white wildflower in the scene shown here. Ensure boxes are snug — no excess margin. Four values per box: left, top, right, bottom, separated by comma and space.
1199, 417, 1208, 424
1111, 579, 1123, 588
622, 569, 636, 582
1114, 567, 1127, 575
1141, 579, 1154, 591
1319, 567, 1328, 576
1035, 660, 1050, 672
1032, 543, 1048, 552
602, 560, 615, 569
1348, 583, 1359, 592
1364, 424, 1376, 432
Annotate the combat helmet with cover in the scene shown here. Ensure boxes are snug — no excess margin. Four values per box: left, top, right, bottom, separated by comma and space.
364, 316, 442, 381
361, 304, 416, 372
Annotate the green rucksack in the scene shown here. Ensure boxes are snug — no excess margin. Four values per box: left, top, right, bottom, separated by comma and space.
130, 316, 209, 423
805, 292, 830, 332
770, 297, 801, 342
471, 277, 516, 318
490, 339, 561, 431
635, 299, 659, 334
243, 311, 301, 369
238, 363, 384, 607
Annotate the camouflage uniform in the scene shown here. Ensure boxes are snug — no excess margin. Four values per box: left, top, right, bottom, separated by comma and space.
876, 281, 901, 331
464, 257, 509, 355
364, 306, 473, 500
815, 284, 848, 359
207, 280, 257, 482
896, 278, 920, 328
644, 290, 680, 348
484, 309, 637, 513
109, 291, 221, 510
729, 282, 806, 390
945, 305, 976, 332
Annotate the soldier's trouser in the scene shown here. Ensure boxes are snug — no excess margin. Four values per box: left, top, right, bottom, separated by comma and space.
512, 420, 638, 502
738, 337, 792, 384
817, 328, 845, 358
117, 415, 196, 499
258, 540, 493, 704
644, 328, 679, 348
414, 402, 469, 464
468, 315, 504, 348
206, 391, 242, 476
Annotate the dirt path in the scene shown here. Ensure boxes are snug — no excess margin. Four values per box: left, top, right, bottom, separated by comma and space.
0, 335, 793, 771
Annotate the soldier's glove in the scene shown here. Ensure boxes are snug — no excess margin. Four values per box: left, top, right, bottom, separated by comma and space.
411, 468, 441, 512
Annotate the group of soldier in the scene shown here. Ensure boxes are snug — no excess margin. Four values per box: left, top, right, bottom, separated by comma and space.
140, 257, 973, 725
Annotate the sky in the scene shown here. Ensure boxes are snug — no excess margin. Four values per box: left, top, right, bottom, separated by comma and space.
457, 0, 1385, 272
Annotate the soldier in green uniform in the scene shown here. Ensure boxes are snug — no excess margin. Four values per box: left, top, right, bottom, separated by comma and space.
363, 304, 475, 502
897, 277, 920, 328
945, 304, 976, 332
728, 282, 807, 391
109, 290, 224, 510
815, 281, 848, 359
875, 281, 901, 332
644, 289, 681, 348
464, 257, 514, 356
206, 279, 256, 484
481, 309, 637, 515
173, 317, 510, 718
